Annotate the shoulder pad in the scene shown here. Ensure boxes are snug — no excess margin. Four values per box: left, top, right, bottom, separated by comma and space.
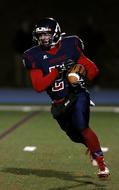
63, 35, 84, 50
22, 53, 35, 69
74, 35, 84, 50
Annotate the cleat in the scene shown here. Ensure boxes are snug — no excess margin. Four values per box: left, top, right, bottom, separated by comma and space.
97, 167, 110, 178
86, 149, 110, 177
92, 159, 98, 166
95, 156, 110, 178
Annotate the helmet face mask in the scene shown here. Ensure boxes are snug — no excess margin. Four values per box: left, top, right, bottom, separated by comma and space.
32, 18, 62, 50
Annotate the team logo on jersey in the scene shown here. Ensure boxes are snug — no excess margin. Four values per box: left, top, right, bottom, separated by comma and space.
43, 55, 48, 59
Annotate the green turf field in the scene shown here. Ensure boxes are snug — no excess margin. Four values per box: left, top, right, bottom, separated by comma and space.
0, 110, 118, 190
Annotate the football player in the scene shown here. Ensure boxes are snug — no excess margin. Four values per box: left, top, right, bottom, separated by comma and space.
22, 17, 110, 178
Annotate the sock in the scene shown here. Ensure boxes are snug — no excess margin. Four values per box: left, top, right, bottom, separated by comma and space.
81, 128, 103, 158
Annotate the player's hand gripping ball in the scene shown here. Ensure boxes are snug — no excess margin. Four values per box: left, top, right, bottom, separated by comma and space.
67, 64, 86, 85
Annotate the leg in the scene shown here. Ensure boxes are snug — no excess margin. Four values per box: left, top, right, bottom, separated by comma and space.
56, 113, 86, 145
71, 90, 110, 177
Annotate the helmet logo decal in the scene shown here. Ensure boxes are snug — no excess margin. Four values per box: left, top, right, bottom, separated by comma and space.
36, 27, 51, 32
55, 23, 61, 33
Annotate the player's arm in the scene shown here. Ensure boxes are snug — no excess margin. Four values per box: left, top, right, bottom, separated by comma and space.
77, 51, 99, 81
75, 37, 99, 81
22, 53, 59, 92
29, 69, 58, 92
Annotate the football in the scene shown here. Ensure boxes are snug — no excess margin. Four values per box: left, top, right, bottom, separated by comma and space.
67, 64, 86, 85
67, 72, 80, 84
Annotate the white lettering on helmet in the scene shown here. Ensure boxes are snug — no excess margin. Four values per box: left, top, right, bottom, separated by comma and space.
36, 27, 51, 32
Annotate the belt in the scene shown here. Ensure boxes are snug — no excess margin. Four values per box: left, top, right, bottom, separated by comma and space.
53, 98, 65, 105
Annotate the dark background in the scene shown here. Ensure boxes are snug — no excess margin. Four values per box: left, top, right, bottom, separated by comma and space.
0, 0, 119, 89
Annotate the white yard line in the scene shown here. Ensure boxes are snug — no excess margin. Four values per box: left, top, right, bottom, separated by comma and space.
91, 106, 119, 113
0, 105, 50, 112
0, 105, 119, 112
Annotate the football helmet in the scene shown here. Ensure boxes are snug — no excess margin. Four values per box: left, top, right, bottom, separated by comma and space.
32, 17, 62, 49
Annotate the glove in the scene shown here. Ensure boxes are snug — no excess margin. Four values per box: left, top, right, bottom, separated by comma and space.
76, 77, 85, 87
55, 64, 66, 74
71, 76, 85, 87
63, 59, 75, 71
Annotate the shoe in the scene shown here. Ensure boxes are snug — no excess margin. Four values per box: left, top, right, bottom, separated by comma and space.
97, 167, 110, 178
86, 149, 110, 177
96, 156, 110, 178
92, 159, 98, 166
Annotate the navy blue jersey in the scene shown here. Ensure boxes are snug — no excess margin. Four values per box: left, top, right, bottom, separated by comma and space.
22, 35, 84, 101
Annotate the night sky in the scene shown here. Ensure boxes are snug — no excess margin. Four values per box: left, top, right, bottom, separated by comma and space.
0, 0, 119, 87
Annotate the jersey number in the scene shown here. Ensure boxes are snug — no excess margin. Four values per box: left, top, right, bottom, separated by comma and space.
49, 66, 64, 92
